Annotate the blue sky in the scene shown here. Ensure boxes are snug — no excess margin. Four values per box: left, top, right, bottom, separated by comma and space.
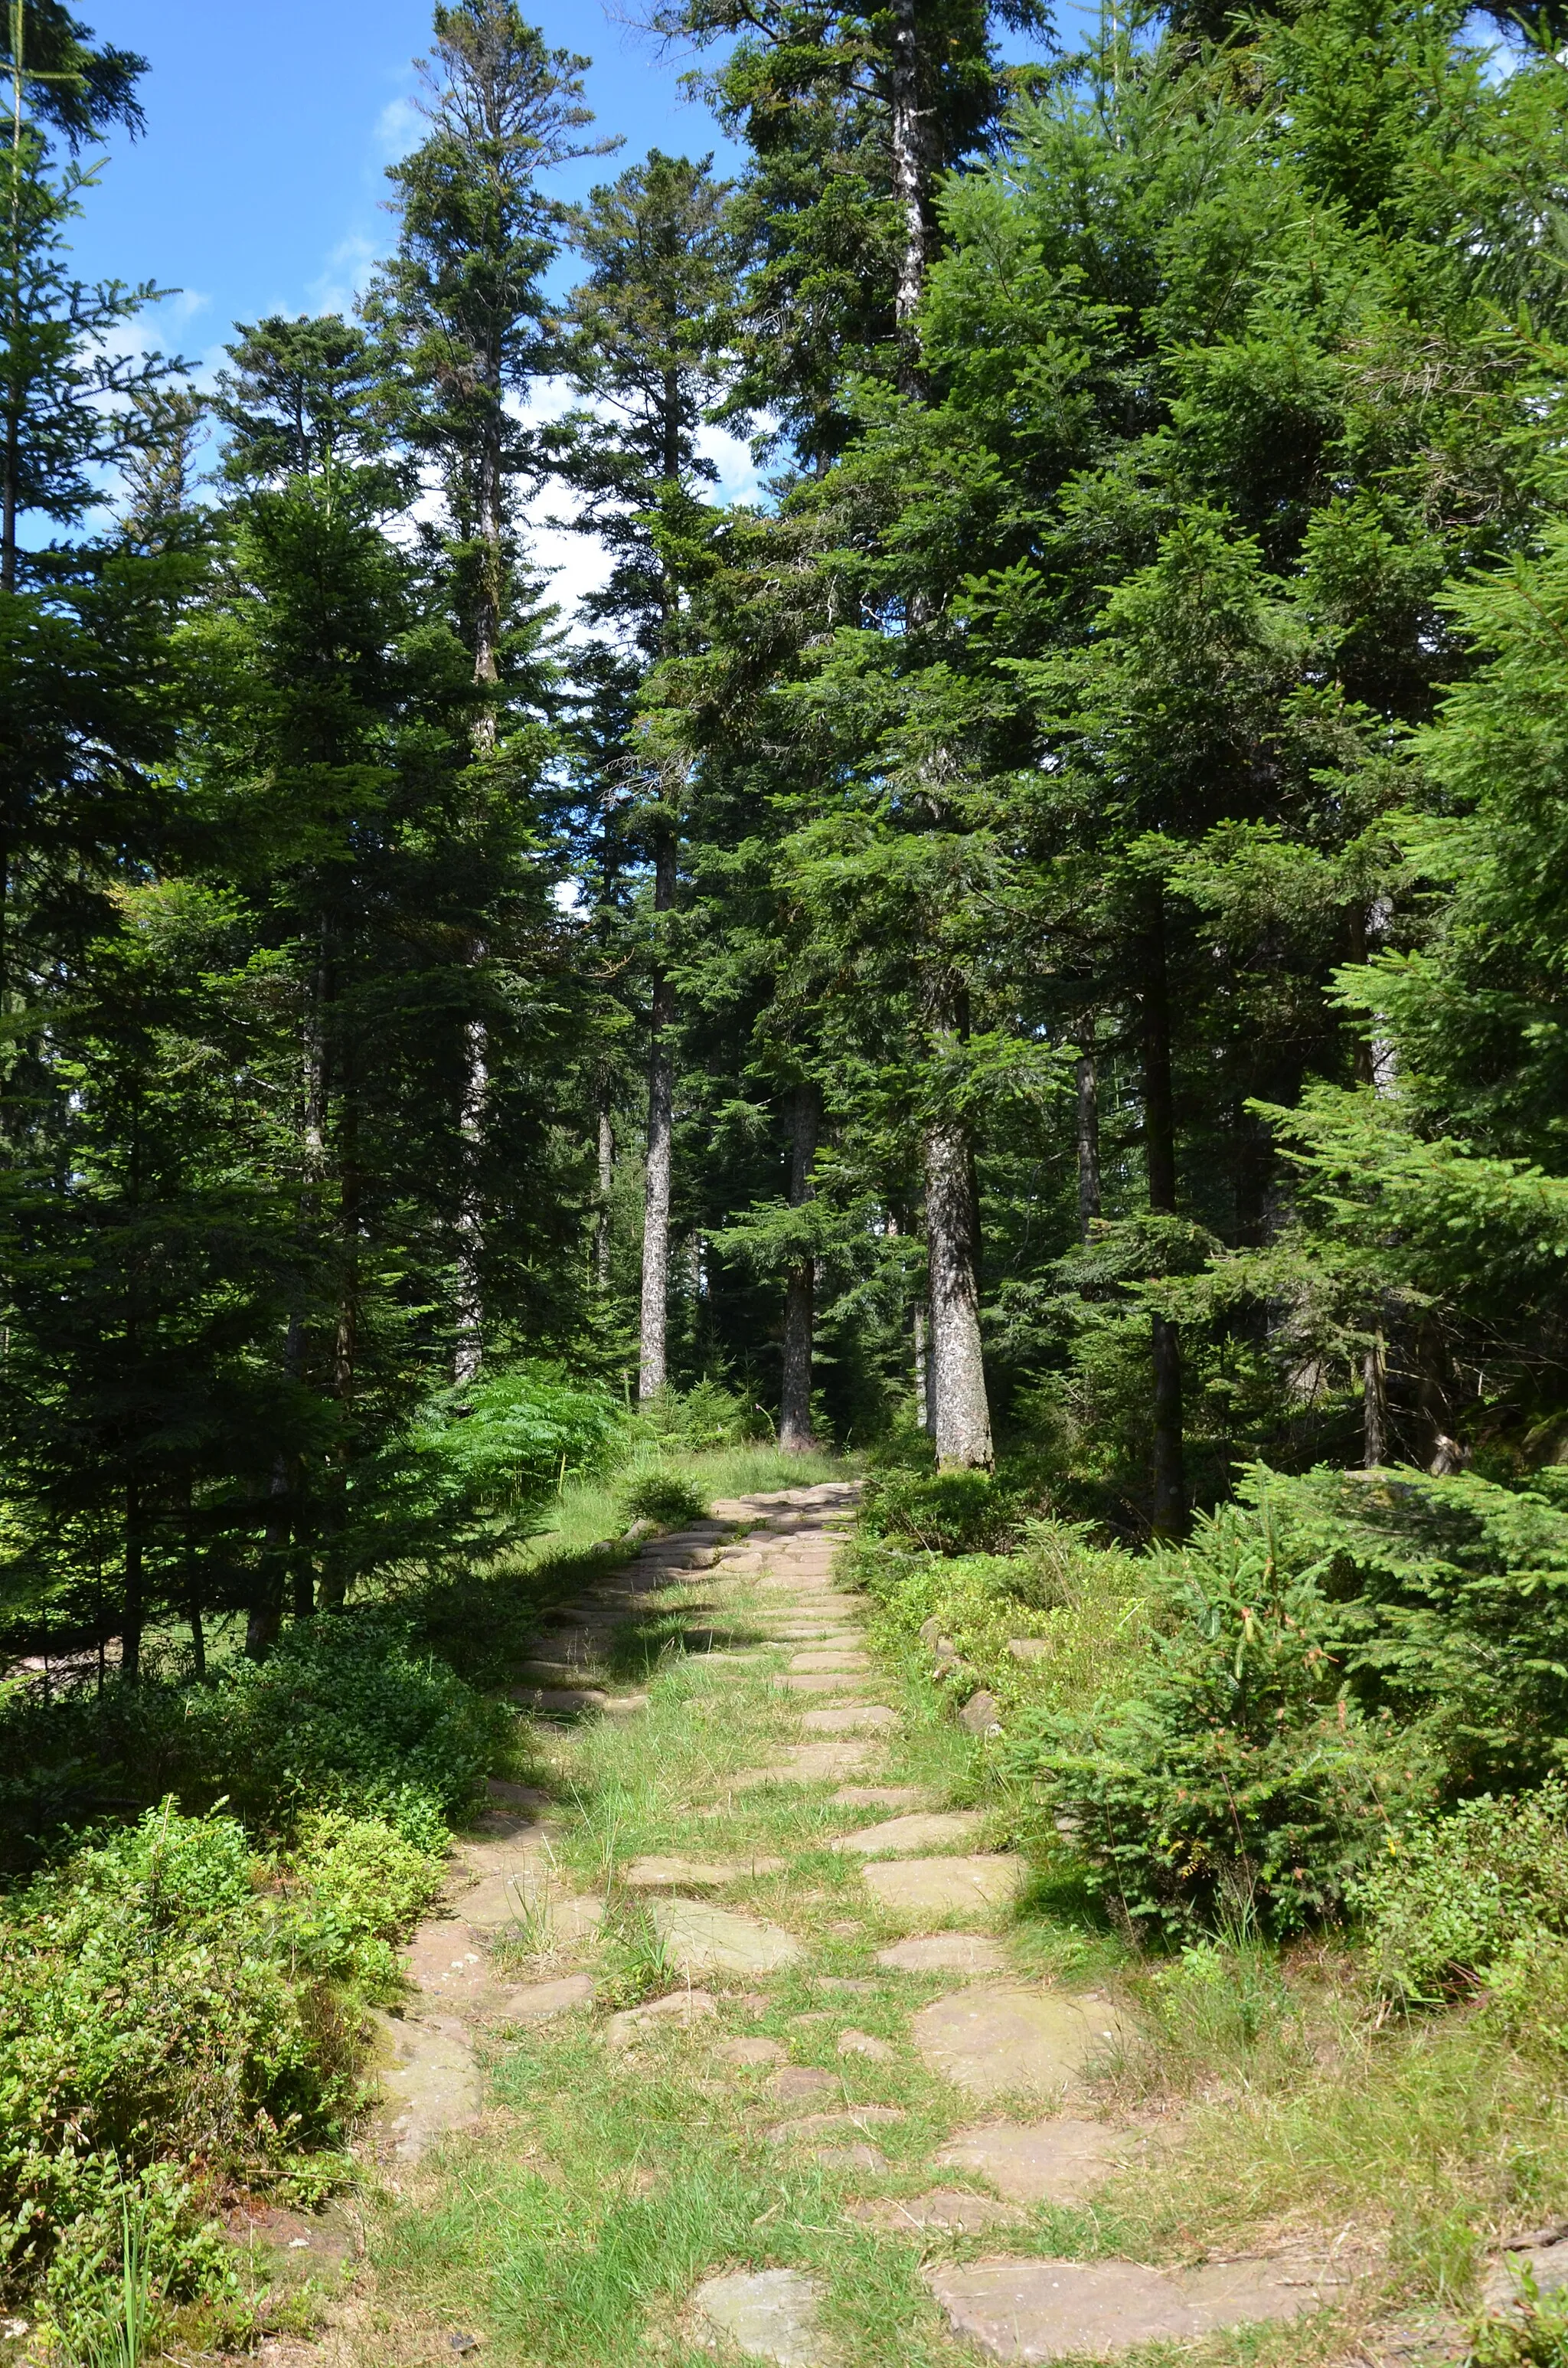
67, 2, 754, 602
72, 2, 739, 377
63, 2, 1061, 608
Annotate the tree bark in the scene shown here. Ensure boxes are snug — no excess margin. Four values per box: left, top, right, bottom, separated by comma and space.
454, 969, 487, 1388
779, 1082, 820, 1451
638, 829, 678, 1401
121, 1481, 143, 1686
913, 1300, 932, 1434
890, 0, 928, 397
596, 1101, 615, 1291
1076, 1027, 1101, 1244
925, 1114, 993, 1469
1363, 1330, 1387, 1467
923, 973, 992, 1469
1142, 884, 1187, 1536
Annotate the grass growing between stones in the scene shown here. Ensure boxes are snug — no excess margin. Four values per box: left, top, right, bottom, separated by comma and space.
349, 1496, 1563, 2368
358, 1519, 1171, 2366
407, 1444, 844, 1694
851, 1520, 1568, 2357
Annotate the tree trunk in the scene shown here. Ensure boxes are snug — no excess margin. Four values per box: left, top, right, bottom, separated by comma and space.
121, 1481, 144, 1686
456, 329, 504, 1362
638, 830, 678, 1401
596, 1102, 615, 1291
1150, 1313, 1185, 1535
1076, 1027, 1101, 1244
454, 969, 487, 1388
1142, 884, 1187, 1536
913, 1300, 932, 1435
779, 1082, 820, 1451
890, 0, 927, 397
181, 1473, 206, 1677
2, 404, 18, 597
925, 1114, 992, 1469
1363, 1330, 1387, 1467
923, 973, 992, 1469
318, 1085, 361, 1616
250, 1452, 290, 1662
471, 330, 503, 754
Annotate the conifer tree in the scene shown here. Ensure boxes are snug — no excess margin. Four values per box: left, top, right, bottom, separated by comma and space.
559, 149, 737, 1399
371, 1, 611, 1382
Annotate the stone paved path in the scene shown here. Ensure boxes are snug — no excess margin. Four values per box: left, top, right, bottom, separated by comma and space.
364, 1480, 1348, 2368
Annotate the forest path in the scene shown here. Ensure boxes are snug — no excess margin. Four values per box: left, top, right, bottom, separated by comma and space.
291, 1488, 1359, 2368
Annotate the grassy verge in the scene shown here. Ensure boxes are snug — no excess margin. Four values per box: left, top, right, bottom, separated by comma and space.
847, 1494, 1568, 2362
0, 1428, 847, 2360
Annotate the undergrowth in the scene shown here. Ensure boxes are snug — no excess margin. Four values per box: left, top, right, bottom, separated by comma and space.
2, 1799, 441, 2355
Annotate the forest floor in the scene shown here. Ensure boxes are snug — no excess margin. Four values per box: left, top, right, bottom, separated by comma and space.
225, 1485, 1560, 2368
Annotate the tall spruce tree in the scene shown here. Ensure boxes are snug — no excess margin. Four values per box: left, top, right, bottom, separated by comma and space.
371, 0, 610, 1383
558, 149, 737, 1401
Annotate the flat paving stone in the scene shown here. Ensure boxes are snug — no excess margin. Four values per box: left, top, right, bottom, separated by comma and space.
373, 2013, 479, 2160
717, 2036, 789, 2067
876, 1931, 1011, 1974
771, 1626, 864, 1642
837, 2029, 894, 2062
800, 1703, 900, 1733
652, 1899, 803, 1975
833, 1810, 988, 1858
485, 1778, 551, 1810
508, 1683, 610, 1715
936, 2120, 1132, 2204
454, 1821, 551, 1876
769, 2065, 841, 2105
814, 2144, 889, 2175
605, 1987, 719, 2049
831, 1785, 927, 1810
777, 1672, 864, 1694
768, 2105, 905, 2144
498, 1972, 596, 2023
691, 2267, 826, 2367
515, 1660, 604, 1686
913, 1989, 1134, 2101
732, 1740, 880, 1785
407, 1918, 493, 2005
849, 2190, 1025, 2236
925, 2253, 1335, 2361
457, 1870, 606, 1945
861, 1855, 1026, 1918
625, 1854, 786, 1890
1483, 2239, 1568, 2318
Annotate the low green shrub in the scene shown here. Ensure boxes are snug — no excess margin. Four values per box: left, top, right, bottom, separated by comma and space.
1350, 1781, 1568, 2003
413, 1362, 624, 1519
625, 1380, 769, 1454
859, 1465, 1028, 1556
616, 1468, 710, 1531
1008, 1491, 1439, 1936
1, 1607, 510, 1869
859, 1518, 1152, 1723
199, 1607, 508, 1842
1468, 2262, 1568, 2368
1236, 1464, 1568, 1791
286, 1809, 446, 1997
0, 1800, 439, 2339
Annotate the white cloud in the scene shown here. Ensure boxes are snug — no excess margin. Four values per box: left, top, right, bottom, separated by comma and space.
696, 420, 766, 507
374, 94, 424, 162
306, 232, 378, 320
